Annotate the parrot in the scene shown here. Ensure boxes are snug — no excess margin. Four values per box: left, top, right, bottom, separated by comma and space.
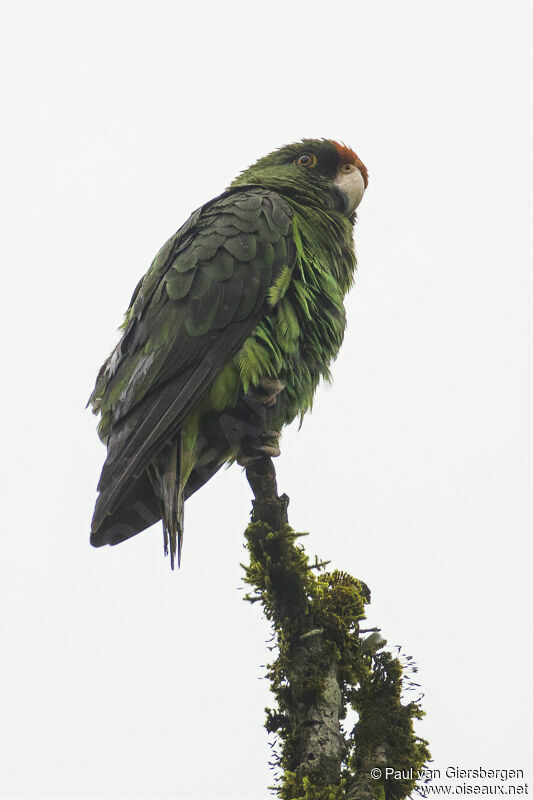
88, 139, 368, 568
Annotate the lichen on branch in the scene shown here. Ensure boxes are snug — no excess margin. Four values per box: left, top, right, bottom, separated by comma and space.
243, 457, 430, 800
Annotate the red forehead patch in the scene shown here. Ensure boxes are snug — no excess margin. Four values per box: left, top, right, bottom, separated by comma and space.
333, 141, 369, 187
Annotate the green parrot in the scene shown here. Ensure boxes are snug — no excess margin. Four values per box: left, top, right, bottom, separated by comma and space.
89, 139, 368, 568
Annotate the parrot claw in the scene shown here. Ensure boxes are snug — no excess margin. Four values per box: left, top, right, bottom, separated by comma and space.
237, 431, 281, 467
252, 378, 285, 407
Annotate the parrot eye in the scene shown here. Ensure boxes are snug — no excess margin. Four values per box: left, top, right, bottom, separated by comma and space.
295, 153, 317, 168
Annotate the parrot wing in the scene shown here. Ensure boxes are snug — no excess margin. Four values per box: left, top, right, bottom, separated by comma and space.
89, 187, 294, 536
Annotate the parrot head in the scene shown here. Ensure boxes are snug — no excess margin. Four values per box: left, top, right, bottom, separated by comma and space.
230, 138, 368, 217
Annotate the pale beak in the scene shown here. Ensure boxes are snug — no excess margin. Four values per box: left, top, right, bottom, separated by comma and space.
334, 166, 366, 214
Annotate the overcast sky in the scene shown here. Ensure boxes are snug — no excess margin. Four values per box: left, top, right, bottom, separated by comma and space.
0, 1, 530, 798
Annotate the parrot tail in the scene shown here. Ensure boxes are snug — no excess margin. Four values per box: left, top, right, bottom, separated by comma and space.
149, 437, 185, 569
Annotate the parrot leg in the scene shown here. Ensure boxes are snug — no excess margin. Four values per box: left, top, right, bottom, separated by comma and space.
236, 377, 284, 467
237, 431, 281, 467
250, 377, 285, 407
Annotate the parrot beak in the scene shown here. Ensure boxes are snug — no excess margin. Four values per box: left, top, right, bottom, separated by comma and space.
334, 167, 366, 214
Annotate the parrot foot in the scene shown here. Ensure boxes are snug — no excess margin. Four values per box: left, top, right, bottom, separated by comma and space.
237, 431, 281, 467
251, 378, 285, 407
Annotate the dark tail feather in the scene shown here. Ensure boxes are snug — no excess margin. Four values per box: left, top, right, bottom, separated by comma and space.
151, 437, 184, 570
91, 437, 188, 568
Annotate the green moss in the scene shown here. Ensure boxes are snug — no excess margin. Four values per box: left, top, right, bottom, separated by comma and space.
243, 521, 430, 800
280, 773, 349, 800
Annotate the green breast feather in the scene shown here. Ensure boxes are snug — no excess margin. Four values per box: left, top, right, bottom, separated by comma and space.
209, 200, 356, 435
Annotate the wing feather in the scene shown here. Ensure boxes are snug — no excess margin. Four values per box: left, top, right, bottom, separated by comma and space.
90, 187, 294, 532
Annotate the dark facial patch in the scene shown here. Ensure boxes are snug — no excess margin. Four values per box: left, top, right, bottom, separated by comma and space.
284, 140, 342, 179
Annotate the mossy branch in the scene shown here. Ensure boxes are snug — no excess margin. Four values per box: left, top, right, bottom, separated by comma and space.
243, 457, 430, 800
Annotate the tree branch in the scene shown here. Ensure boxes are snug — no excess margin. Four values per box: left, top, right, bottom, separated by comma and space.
243, 456, 430, 800
246, 455, 289, 530
245, 457, 346, 791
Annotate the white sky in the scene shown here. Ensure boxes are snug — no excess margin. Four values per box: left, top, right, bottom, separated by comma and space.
0, 1, 530, 798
